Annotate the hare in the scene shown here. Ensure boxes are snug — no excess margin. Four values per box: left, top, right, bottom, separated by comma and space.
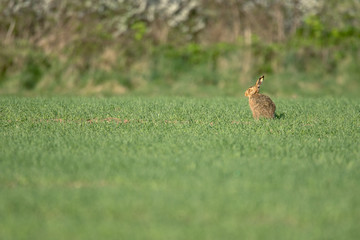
245, 75, 276, 119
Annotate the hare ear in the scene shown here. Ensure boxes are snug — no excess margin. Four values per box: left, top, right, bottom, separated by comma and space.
256, 75, 264, 87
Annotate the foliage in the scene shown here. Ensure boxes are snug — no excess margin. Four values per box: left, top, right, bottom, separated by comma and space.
0, 0, 359, 96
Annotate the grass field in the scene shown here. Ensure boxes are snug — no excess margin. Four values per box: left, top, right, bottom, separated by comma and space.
0, 96, 359, 240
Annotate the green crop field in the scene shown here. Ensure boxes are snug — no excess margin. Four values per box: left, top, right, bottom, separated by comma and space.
1, 96, 360, 240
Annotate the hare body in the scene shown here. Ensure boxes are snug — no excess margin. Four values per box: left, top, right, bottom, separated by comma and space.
245, 76, 276, 119
248, 94, 276, 119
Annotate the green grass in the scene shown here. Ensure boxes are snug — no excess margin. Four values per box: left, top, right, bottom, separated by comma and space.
0, 96, 359, 240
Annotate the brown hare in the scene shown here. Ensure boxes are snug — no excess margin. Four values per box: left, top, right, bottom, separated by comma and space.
245, 75, 276, 119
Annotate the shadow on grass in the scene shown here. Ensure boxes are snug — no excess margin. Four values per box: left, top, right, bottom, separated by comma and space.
275, 112, 285, 119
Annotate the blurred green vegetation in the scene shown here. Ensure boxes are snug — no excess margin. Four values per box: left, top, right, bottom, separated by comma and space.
1, 96, 360, 239
0, 0, 359, 96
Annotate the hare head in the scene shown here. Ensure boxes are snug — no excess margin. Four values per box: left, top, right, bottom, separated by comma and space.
245, 75, 264, 97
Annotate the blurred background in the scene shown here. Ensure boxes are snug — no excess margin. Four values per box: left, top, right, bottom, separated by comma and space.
0, 0, 359, 97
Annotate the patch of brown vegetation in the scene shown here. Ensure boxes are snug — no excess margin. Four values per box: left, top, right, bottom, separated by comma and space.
86, 118, 129, 123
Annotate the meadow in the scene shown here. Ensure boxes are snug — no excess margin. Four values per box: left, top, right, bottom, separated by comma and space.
0, 96, 359, 239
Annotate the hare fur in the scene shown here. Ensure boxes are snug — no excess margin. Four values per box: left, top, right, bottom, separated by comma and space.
245, 75, 276, 119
